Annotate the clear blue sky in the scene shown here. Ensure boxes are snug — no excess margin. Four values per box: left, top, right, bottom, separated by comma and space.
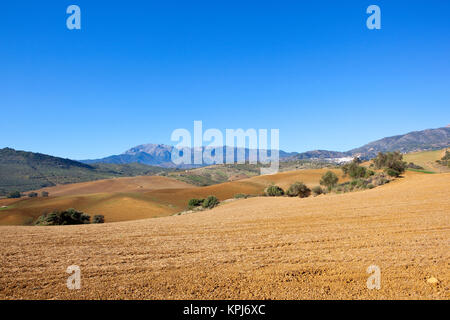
1, 1, 449, 159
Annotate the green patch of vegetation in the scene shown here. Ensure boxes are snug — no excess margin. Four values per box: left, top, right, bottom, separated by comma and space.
342, 158, 375, 179
264, 185, 285, 197
372, 151, 407, 175
213, 170, 228, 180
92, 162, 173, 177
170, 161, 335, 188
286, 182, 311, 198
0, 148, 175, 196
320, 171, 339, 191
169, 163, 262, 187
279, 160, 334, 172
332, 169, 391, 194
385, 168, 401, 177
188, 198, 205, 209
7, 191, 21, 198
435, 150, 450, 168
202, 196, 219, 209
312, 186, 324, 196
92, 215, 105, 223
187, 196, 220, 210
407, 162, 424, 170
406, 168, 436, 174
173, 174, 218, 186
403, 149, 447, 172
34, 208, 104, 226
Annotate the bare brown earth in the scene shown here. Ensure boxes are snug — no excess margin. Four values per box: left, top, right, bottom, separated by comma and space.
0, 176, 196, 225
0, 168, 345, 225
36, 175, 197, 196
0, 172, 448, 299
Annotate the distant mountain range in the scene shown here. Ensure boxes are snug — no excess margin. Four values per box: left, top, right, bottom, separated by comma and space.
346, 126, 450, 159
1, 126, 448, 195
81, 126, 450, 166
81, 144, 297, 168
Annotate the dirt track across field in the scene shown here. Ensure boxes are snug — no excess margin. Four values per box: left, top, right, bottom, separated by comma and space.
0, 172, 448, 299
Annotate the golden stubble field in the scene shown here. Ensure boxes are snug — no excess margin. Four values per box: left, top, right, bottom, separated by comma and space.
0, 171, 448, 299
404, 149, 449, 173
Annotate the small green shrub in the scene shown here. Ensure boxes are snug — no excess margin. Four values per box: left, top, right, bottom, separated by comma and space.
367, 184, 375, 189
286, 182, 311, 198
385, 168, 401, 177
372, 173, 389, 186
407, 162, 424, 170
92, 215, 105, 223
343, 185, 351, 192
347, 178, 373, 190
28, 192, 38, 198
234, 193, 248, 199
436, 151, 450, 167
264, 185, 285, 197
320, 171, 339, 191
312, 186, 324, 196
7, 191, 21, 199
202, 195, 219, 209
342, 158, 370, 179
364, 169, 375, 178
188, 198, 204, 209
34, 208, 91, 226
353, 166, 367, 179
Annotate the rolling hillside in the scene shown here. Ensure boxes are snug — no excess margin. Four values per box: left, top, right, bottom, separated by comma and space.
0, 171, 448, 299
404, 149, 450, 173
2, 126, 448, 196
35, 175, 196, 197
0, 168, 346, 225
0, 148, 174, 196
348, 126, 450, 159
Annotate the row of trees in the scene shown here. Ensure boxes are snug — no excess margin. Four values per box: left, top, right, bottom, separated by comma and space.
262, 152, 408, 199
342, 151, 407, 179
188, 195, 220, 210
34, 209, 104, 226
7, 191, 49, 199
371, 151, 407, 177
263, 171, 338, 199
